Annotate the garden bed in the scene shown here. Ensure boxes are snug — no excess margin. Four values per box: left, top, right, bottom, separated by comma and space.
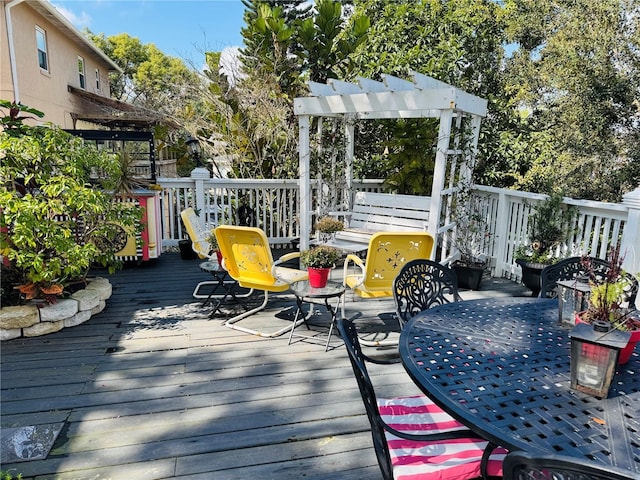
0, 277, 112, 340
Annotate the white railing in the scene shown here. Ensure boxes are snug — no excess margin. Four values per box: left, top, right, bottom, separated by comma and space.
472, 186, 635, 278
158, 176, 386, 247
157, 174, 640, 276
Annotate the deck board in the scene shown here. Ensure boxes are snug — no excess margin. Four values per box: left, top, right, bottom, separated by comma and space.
1, 252, 529, 479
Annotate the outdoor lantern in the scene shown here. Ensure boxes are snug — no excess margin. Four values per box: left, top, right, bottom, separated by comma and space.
185, 135, 203, 167
557, 278, 591, 325
569, 321, 630, 398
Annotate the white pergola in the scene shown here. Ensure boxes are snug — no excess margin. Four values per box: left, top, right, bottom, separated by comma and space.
293, 71, 488, 252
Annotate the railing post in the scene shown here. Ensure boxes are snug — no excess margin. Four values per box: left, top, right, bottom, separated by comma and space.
620, 187, 640, 291
493, 190, 511, 277
191, 167, 210, 221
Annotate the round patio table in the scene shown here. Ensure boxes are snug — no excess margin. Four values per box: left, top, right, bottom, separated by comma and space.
399, 297, 640, 475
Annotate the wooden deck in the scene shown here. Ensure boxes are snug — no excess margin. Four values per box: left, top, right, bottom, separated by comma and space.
1, 252, 529, 479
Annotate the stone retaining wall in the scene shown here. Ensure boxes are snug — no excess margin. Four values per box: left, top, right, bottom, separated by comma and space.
0, 277, 112, 340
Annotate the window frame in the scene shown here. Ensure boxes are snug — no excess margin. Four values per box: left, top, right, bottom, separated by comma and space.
95, 68, 101, 91
77, 56, 86, 89
35, 25, 48, 71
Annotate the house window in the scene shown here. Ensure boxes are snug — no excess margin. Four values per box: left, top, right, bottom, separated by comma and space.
95, 69, 101, 91
78, 56, 86, 89
36, 26, 48, 71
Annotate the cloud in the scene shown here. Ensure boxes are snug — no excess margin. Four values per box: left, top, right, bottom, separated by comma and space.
50, 2, 92, 29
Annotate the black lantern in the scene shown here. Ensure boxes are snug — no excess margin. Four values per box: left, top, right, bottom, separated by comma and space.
185, 135, 203, 168
557, 278, 591, 325
569, 321, 630, 398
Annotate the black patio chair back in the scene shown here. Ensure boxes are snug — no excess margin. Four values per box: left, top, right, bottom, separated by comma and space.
393, 259, 462, 328
337, 318, 505, 480
337, 317, 395, 480
539, 256, 638, 306
503, 450, 637, 480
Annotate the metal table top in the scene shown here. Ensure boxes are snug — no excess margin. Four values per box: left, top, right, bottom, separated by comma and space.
399, 297, 640, 475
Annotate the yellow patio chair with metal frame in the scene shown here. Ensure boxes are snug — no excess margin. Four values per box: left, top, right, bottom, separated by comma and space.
341, 231, 434, 346
214, 225, 309, 337
180, 208, 251, 307
180, 207, 212, 261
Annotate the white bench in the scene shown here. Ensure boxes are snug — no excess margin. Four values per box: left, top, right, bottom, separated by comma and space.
322, 192, 431, 252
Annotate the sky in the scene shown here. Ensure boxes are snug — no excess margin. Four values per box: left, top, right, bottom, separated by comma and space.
52, 0, 247, 64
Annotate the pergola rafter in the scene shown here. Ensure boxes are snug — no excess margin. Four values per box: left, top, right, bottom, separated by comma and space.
294, 71, 488, 253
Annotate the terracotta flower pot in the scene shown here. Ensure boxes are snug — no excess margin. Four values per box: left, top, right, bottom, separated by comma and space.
308, 267, 331, 288
575, 312, 640, 365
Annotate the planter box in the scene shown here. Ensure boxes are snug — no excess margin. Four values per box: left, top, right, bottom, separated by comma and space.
452, 263, 484, 290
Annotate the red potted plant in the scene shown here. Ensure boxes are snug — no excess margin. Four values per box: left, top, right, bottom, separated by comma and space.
300, 246, 342, 288
576, 247, 640, 364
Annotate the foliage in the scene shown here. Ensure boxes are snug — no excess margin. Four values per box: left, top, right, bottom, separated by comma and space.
450, 185, 491, 266
381, 119, 439, 196
207, 231, 219, 251
515, 191, 578, 264
347, 0, 505, 191
85, 32, 197, 108
0, 100, 44, 133
0, 102, 142, 305
478, 0, 640, 202
580, 247, 640, 332
300, 245, 342, 268
193, 0, 369, 180
315, 216, 344, 234
0, 470, 22, 480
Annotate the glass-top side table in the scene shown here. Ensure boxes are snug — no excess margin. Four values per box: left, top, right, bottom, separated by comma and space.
196, 261, 240, 317
288, 280, 346, 351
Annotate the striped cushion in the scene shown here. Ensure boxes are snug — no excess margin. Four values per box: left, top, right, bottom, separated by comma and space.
377, 395, 507, 480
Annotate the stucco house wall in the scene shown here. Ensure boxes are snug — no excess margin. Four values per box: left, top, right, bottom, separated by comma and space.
1, 0, 120, 128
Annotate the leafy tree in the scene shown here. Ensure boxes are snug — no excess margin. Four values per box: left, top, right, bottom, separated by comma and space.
180, 0, 369, 180
351, 0, 504, 94
86, 32, 197, 110
0, 102, 142, 305
479, 0, 640, 201
345, 0, 505, 193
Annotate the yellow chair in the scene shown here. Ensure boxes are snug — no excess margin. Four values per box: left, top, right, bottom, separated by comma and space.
180, 207, 213, 260
215, 225, 309, 337
342, 231, 434, 345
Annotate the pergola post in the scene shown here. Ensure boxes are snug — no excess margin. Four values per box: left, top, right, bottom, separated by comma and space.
299, 115, 311, 251
427, 109, 454, 258
344, 117, 355, 213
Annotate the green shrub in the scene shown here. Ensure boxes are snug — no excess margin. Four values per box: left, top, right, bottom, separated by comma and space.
0, 101, 142, 304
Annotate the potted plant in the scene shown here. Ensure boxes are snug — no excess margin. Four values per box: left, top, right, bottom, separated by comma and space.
515, 191, 578, 295
300, 245, 342, 288
449, 186, 491, 290
315, 216, 344, 243
206, 231, 223, 265
575, 247, 640, 364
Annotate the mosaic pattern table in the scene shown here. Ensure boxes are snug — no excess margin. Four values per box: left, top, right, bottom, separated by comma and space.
399, 297, 640, 475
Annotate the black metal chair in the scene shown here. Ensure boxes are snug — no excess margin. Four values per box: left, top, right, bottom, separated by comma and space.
503, 450, 638, 480
539, 256, 638, 306
336, 318, 506, 480
393, 259, 462, 328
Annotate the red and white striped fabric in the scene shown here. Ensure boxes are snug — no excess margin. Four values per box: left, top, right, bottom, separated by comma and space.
377, 395, 507, 480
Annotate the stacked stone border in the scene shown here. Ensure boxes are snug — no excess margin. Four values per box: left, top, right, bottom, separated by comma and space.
0, 277, 112, 340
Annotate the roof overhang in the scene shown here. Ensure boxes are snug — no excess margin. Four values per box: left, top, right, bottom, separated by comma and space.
26, 0, 122, 72
68, 86, 177, 129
